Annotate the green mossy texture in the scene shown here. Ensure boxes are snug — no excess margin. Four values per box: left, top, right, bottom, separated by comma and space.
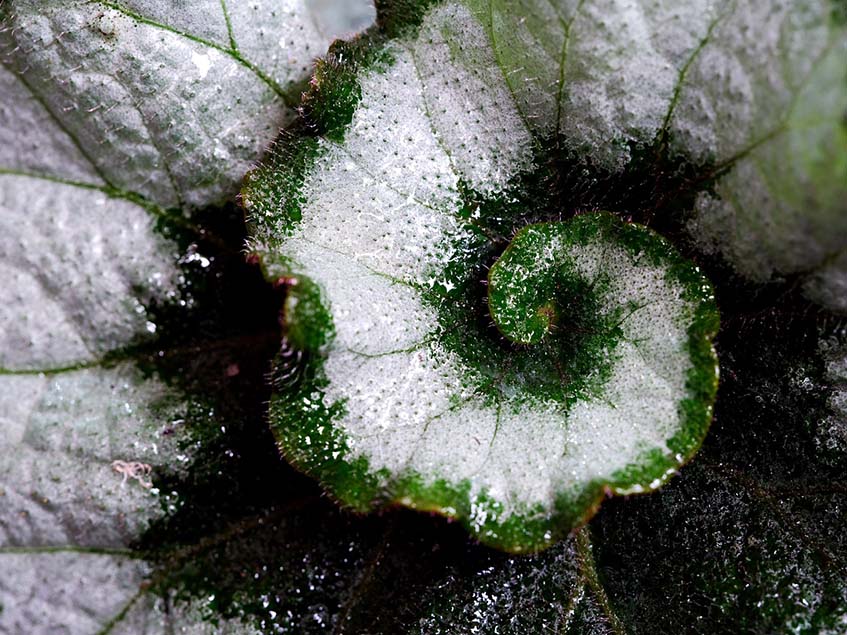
594, 315, 847, 635
258, 179, 719, 551
135, 215, 845, 633
14, 0, 844, 633
238, 0, 728, 549
239, 0, 729, 553
143, 0, 846, 629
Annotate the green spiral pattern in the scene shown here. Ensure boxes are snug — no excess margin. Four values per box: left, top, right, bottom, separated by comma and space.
244, 2, 720, 552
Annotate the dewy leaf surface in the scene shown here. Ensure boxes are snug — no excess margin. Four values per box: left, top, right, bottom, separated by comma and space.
0, 0, 375, 208
245, 0, 724, 552
0, 166, 212, 631
0, 167, 289, 634
2, 0, 845, 633
0, 3, 376, 631
0, 164, 196, 541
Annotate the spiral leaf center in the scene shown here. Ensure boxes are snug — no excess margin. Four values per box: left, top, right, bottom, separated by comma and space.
488, 223, 603, 346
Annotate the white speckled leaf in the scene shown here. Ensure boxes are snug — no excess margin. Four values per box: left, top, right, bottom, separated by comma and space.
676, 2, 847, 311
0, 175, 179, 370
0, 170, 203, 632
0, 552, 153, 634
0, 551, 264, 634
0, 2, 378, 631
245, 0, 846, 553
0, 0, 375, 208
0, 169, 196, 548
245, 0, 724, 552
243, 0, 846, 551
0, 172, 273, 632
0, 364, 195, 549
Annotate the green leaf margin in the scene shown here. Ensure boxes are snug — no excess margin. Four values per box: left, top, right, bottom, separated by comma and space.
243, 2, 721, 552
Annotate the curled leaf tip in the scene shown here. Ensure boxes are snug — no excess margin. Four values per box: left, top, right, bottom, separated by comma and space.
489, 221, 608, 346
